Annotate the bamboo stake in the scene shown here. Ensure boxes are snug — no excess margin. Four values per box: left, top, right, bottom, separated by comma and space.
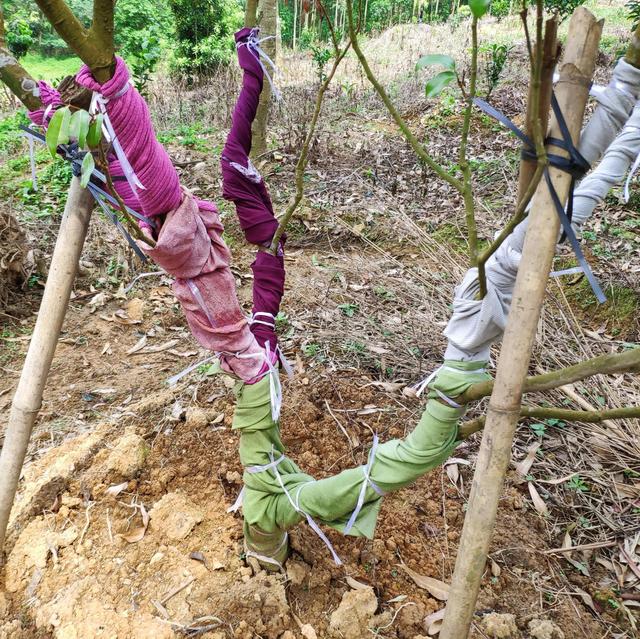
439, 8, 602, 638
0, 178, 94, 555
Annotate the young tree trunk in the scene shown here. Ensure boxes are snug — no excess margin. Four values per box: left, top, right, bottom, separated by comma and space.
439, 8, 602, 638
0, 178, 94, 555
516, 17, 559, 207
251, 0, 278, 159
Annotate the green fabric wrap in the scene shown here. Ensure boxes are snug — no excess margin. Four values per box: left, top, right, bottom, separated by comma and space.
426, 359, 492, 400
232, 361, 488, 547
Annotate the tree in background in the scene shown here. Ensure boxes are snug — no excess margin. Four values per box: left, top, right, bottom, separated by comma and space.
169, 0, 243, 78
114, 0, 172, 94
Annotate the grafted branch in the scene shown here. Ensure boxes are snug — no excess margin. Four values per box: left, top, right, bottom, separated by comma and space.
460, 405, 640, 438
344, 0, 463, 193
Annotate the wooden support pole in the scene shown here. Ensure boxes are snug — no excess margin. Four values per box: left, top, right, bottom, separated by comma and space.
0, 178, 94, 556
439, 8, 602, 638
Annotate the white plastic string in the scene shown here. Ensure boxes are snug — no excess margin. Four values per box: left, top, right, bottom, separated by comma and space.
247, 448, 342, 565
90, 84, 145, 197
343, 434, 385, 534
245, 531, 288, 571
237, 29, 282, 101
413, 365, 487, 408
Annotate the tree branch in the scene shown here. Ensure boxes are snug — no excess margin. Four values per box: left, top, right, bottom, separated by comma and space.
457, 347, 640, 404
459, 404, 640, 438
0, 6, 42, 110
269, 3, 348, 252
459, 17, 479, 267
34, 0, 114, 82
344, 0, 463, 193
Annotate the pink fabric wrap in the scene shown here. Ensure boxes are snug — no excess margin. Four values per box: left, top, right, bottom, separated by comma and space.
71, 58, 265, 382
28, 81, 63, 125
143, 189, 264, 380
75, 57, 182, 217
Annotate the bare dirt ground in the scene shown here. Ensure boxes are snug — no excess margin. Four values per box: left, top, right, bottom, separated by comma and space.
1, 19, 639, 639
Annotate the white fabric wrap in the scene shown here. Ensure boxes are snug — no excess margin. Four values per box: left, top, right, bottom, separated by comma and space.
444, 220, 528, 361
579, 58, 640, 166
572, 102, 640, 232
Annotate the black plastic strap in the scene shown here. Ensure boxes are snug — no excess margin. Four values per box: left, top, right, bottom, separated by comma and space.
20, 125, 156, 261
472, 95, 606, 304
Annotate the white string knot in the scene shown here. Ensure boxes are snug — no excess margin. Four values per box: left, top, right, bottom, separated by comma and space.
344, 434, 385, 534
237, 28, 282, 101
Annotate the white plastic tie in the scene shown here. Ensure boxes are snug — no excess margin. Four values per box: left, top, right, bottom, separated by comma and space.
413, 365, 486, 408
90, 88, 145, 197
237, 29, 282, 101
249, 447, 342, 565
230, 157, 263, 184
344, 434, 385, 535
227, 485, 245, 513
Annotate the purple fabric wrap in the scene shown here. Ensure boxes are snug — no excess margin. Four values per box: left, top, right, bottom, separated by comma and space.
76, 57, 182, 217
28, 81, 63, 125
222, 28, 286, 350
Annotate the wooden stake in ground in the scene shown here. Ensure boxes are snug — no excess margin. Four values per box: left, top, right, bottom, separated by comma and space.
0, 0, 116, 557
0, 178, 94, 554
439, 8, 602, 639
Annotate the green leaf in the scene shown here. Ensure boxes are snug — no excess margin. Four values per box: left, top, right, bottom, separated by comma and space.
45, 107, 70, 157
425, 70, 457, 98
416, 54, 455, 71
469, 0, 490, 18
86, 114, 103, 149
80, 152, 95, 188
69, 110, 91, 148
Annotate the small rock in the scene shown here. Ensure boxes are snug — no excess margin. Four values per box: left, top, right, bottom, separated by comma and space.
280, 632, 296, 639
328, 587, 378, 639
226, 471, 242, 484
528, 619, 565, 639
481, 613, 519, 639
287, 559, 310, 586
149, 493, 204, 540
301, 624, 318, 639
149, 552, 165, 565
106, 431, 147, 477
186, 407, 209, 428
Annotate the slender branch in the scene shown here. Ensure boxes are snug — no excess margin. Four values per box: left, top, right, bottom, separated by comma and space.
459, 17, 479, 268
269, 42, 350, 253
97, 146, 156, 247
0, 6, 42, 110
345, 0, 463, 193
460, 405, 640, 438
457, 347, 640, 405
476, 7, 552, 295
91, 0, 115, 61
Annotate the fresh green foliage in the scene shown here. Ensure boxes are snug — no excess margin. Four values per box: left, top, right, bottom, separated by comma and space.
481, 43, 513, 98
310, 44, 333, 83
469, 0, 490, 18
568, 474, 589, 492
490, 0, 512, 18
425, 70, 457, 97
44, 106, 102, 188
169, 0, 243, 77
529, 422, 547, 437
0, 111, 30, 155
627, 0, 640, 30
6, 16, 33, 58
338, 302, 359, 317
416, 54, 458, 98
115, 0, 171, 95
544, 0, 586, 21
